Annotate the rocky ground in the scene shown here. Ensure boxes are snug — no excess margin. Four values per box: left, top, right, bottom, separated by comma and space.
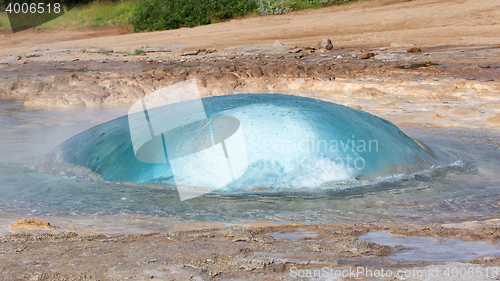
0, 43, 499, 280
1, 0, 500, 279
1, 43, 499, 131
1, 218, 500, 280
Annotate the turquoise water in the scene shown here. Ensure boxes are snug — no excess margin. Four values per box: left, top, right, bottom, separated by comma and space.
0, 98, 499, 225
39, 94, 451, 190
360, 231, 500, 262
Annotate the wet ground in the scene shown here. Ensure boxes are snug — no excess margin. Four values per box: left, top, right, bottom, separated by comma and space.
0, 43, 499, 280
1, 219, 500, 280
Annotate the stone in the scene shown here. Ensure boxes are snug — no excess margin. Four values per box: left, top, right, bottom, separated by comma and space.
141, 44, 184, 53
9, 218, 58, 229
181, 50, 200, 56
318, 38, 333, 50
273, 40, 285, 47
0, 55, 21, 64
25, 52, 41, 58
360, 53, 376, 59
86, 48, 113, 54
373, 54, 398, 62
407, 47, 421, 53
27, 48, 81, 58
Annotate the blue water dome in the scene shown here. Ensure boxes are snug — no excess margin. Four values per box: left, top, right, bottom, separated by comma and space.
39, 94, 449, 193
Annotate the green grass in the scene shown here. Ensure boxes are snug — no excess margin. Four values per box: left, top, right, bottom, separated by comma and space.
40, 0, 137, 29
133, 48, 144, 55
0, 0, 355, 32
0, 1, 137, 31
131, 0, 355, 31
130, 0, 257, 32
0, 12, 11, 30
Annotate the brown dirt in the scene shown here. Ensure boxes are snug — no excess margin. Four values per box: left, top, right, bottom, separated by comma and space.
8, 219, 59, 229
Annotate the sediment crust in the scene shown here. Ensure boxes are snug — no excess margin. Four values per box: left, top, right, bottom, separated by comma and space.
1, 218, 500, 280
1, 44, 499, 130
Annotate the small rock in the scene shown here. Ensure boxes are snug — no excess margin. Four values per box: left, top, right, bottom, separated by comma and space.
288, 48, 302, 53
9, 218, 58, 229
181, 50, 199, 56
0, 55, 21, 64
205, 48, 216, 53
318, 38, 333, 50
25, 52, 41, 58
273, 40, 285, 47
141, 44, 184, 53
360, 53, 376, 59
69, 58, 79, 62
407, 47, 421, 53
86, 48, 113, 54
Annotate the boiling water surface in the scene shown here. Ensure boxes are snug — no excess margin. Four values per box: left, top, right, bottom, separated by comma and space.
0, 99, 499, 230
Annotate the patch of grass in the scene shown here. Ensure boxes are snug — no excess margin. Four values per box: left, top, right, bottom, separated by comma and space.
289, 0, 355, 10
0, 0, 355, 33
130, 0, 256, 32
0, 12, 11, 30
36, 0, 138, 30
256, 0, 292, 15
131, 0, 355, 32
100, 50, 108, 54
81, 49, 87, 53
133, 48, 144, 55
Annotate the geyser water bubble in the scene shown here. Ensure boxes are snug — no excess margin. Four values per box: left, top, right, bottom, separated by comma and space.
39, 91, 450, 196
